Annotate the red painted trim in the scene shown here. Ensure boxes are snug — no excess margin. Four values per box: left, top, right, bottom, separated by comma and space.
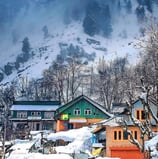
110, 146, 141, 151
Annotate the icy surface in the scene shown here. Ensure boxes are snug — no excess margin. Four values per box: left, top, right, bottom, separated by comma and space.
6, 126, 120, 159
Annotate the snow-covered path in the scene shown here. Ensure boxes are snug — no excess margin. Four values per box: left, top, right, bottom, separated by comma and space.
6, 126, 121, 159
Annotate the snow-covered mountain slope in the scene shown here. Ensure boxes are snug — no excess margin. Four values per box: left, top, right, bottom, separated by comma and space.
0, 0, 158, 85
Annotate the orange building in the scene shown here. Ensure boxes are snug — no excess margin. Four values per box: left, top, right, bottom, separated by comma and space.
93, 98, 158, 159
106, 125, 144, 159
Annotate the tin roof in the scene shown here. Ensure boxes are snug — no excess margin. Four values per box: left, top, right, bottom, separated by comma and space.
11, 101, 60, 111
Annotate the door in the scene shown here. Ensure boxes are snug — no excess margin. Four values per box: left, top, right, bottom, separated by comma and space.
110, 147, 144, 159
36, 123, 40, 130
68, 123, 73, 129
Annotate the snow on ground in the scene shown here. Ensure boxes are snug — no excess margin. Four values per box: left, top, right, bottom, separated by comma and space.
8, 140, 35, 154
6, 126, 120, 159
47, 126, 92, 153
145, 133, 158, 159
7, 153, 73, 159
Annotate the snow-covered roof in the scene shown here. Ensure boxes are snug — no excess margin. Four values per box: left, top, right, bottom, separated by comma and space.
10, 105, 59, 111
92, 143, 104, 148
7, 126, 120, 159
94, 116, 120, 127
112, 104, 127, 114
11, 101, 60, 111
47, 126, 92, 142
9, 140, 35, 154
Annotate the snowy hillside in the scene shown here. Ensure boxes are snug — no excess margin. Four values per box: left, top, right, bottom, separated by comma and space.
0, 0, 158, 84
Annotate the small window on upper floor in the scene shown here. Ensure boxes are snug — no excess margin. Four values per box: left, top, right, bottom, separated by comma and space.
113, 130, 129, 141
141, 110, 146, 120
114, 131, 117, 140
136, 109, 146, 121
74, 108, 81, 116
123, 131, 128, 140
134, 131, 138, 139
118, 131, 121, 140
17, 112, 27, 118
84, 108, 92, 115
131, 131, 138, 140
31, 112, 41, 116
136, 110, 140, 120
113, 131, 122, 140
44, 112, 54, 119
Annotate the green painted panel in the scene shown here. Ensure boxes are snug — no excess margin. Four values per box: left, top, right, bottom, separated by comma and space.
12, 111, 54, 119
13, 101, 60, 105
60, 99, 109, 119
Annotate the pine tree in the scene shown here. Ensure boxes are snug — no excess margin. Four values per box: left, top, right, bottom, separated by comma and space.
135, 5, 145, 23
100, 5, 113, 37
126, 0, 132, 14
144, 0, 152, 13
22, 37, 30, 54
42, 25, 49, 39
21, 37, 31, 62
83, 0, 100, 36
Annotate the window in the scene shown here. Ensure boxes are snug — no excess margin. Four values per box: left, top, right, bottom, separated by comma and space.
84, 108, 91, 115
16, 123, 28, 130
131, 131, 138, 140
136, 110, 140, 120
113, 130, 129, 141
114, 131, 117, 140
136, 109, 145, 121
123, 131, 128, 140
134, 131, 137, 139
31, 112, 41, 116
141, 110, 146, 120
118, 131, 121, 140
74, 108, 81, 115
17, 112, 27, 118
113, 131, 122, 140
44, 112, 54, 119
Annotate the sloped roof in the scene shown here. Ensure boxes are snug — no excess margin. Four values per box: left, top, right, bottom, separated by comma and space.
112, 103, 128, 114
56, 94, 112, 117
11, 101, 60, 111
13, 101, 60, 105
132, 95, 158, 107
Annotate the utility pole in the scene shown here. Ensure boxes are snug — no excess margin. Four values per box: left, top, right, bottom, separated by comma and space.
2, 104, 7, 159
0, 103, 6, 159
2, 120, 6, 159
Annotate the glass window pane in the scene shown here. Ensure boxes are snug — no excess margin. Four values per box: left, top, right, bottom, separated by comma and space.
141, 110, 146, 120
114, 131, 117, 140
118, 131, 121, 140
136, 110, 140, 119
123, 131, 128, 140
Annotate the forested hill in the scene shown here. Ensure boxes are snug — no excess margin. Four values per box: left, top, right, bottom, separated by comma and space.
0, 0, 158, 108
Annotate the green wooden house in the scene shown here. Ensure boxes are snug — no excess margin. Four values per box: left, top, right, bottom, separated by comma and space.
55, 95, 112, 131
10, 101, 60, 134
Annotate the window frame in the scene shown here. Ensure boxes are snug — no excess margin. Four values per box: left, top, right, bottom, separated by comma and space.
123, 131, 128, 140
17, 111, 27, 118
136, 109, 146, 121
74, 108, 81, 116
44, 112, 54, 119
31, 111, 41, 116
131, 130, 138, 140
113, 130, 129, 141
84, 108, 92, 115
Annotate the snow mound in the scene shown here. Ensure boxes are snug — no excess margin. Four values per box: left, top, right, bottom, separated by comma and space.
7, 153, 73, 159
